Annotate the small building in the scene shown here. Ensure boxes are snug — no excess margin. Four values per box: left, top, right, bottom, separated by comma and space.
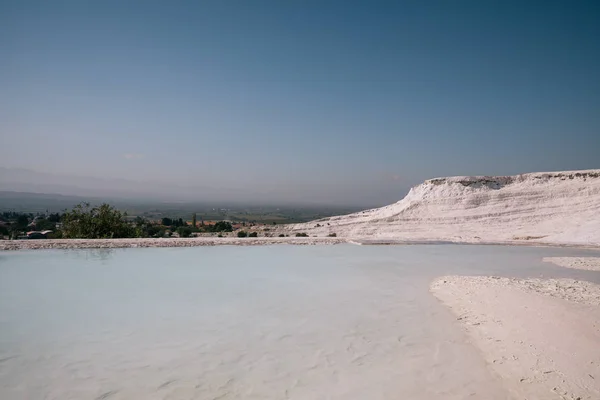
26, 230, 52, 239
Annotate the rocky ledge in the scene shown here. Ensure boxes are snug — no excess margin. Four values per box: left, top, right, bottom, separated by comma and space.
0, 237, 348, 251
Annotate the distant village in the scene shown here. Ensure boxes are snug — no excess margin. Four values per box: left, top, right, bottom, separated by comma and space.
0, 205, 294, 240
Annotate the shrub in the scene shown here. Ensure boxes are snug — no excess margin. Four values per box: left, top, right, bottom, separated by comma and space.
61, 202, 135, 239
237, 231, 248, 238
217, 233, 223, 238
209, 221, 233, 233
278, 234, 285, 237
295, 232, 308, 237
35, 218, 57, 231
248, 232, 258, 237
177, 227, 192, 238
328, 233, 337, 237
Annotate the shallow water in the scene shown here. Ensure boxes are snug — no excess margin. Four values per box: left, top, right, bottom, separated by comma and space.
1, 244, 599, 400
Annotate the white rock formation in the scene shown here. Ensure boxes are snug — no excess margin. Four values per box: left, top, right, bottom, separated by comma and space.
288, 170, 600, 246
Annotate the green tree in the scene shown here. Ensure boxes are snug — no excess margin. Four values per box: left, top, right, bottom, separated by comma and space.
34, 218, 56, 231
192, 213, 197, 228
177, 226, 192, 238
209, 221, 233, 232
248, 232, 258, 237
48, 213, 62, 222
133, 216, 146, 226
146, 225, 161, 237
237, 231, 248, 238
15, 215, 29, 229
161, 217, 173, 226
132, 217, 162, 238
60, 202, 135, 239
9, 215, 29, 238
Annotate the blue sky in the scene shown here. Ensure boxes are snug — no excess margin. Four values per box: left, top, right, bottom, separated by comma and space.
1, 0, 599, 206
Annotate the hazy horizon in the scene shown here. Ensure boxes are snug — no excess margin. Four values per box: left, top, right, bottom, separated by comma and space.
0, 166, 399, 207
2, 1, 599, 206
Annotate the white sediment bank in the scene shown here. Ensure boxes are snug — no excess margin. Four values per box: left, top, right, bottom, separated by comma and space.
543, 257, 600, 271
431, 275, 600, 399
286, 169, 600, 247
4, 237, 600, 251
0, 237, 346, 251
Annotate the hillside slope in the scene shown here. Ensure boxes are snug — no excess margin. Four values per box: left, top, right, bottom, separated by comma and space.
286, 170, 600, 246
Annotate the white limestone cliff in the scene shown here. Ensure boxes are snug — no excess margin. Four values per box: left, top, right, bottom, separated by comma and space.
288, 170, 600, 246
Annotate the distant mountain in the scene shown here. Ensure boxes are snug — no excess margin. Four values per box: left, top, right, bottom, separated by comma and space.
0, 191, 93, 212
0, 167, 385, 208
0, 190, 162, 213
0, 167, 264, 205
0, 167, 188, 200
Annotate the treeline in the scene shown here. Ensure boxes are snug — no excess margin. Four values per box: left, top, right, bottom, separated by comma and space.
0, 211, 62, 238
138, 216, 233, 238
0, 203, 235, 239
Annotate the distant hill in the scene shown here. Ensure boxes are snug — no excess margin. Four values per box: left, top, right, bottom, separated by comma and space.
0, 167, 386, 207
0, 191, 363, 223
0, 167, 197, 200
0, 191, 93, 212
0, 191, 152, 213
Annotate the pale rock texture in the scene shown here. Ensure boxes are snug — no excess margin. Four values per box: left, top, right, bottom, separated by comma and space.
288, 170, 600, 246
431, 276, 600, 400
543, 257, 600, 271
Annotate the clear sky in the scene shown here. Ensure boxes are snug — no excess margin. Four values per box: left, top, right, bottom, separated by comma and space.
1, 0, 599, 206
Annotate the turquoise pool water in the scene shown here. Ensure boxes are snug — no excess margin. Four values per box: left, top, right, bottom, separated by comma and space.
1, 244, 598, 399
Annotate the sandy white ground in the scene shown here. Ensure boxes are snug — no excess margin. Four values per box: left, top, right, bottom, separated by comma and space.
544, 257, 600, 271
431, 276, 600, 400
287, 170, 600, 247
